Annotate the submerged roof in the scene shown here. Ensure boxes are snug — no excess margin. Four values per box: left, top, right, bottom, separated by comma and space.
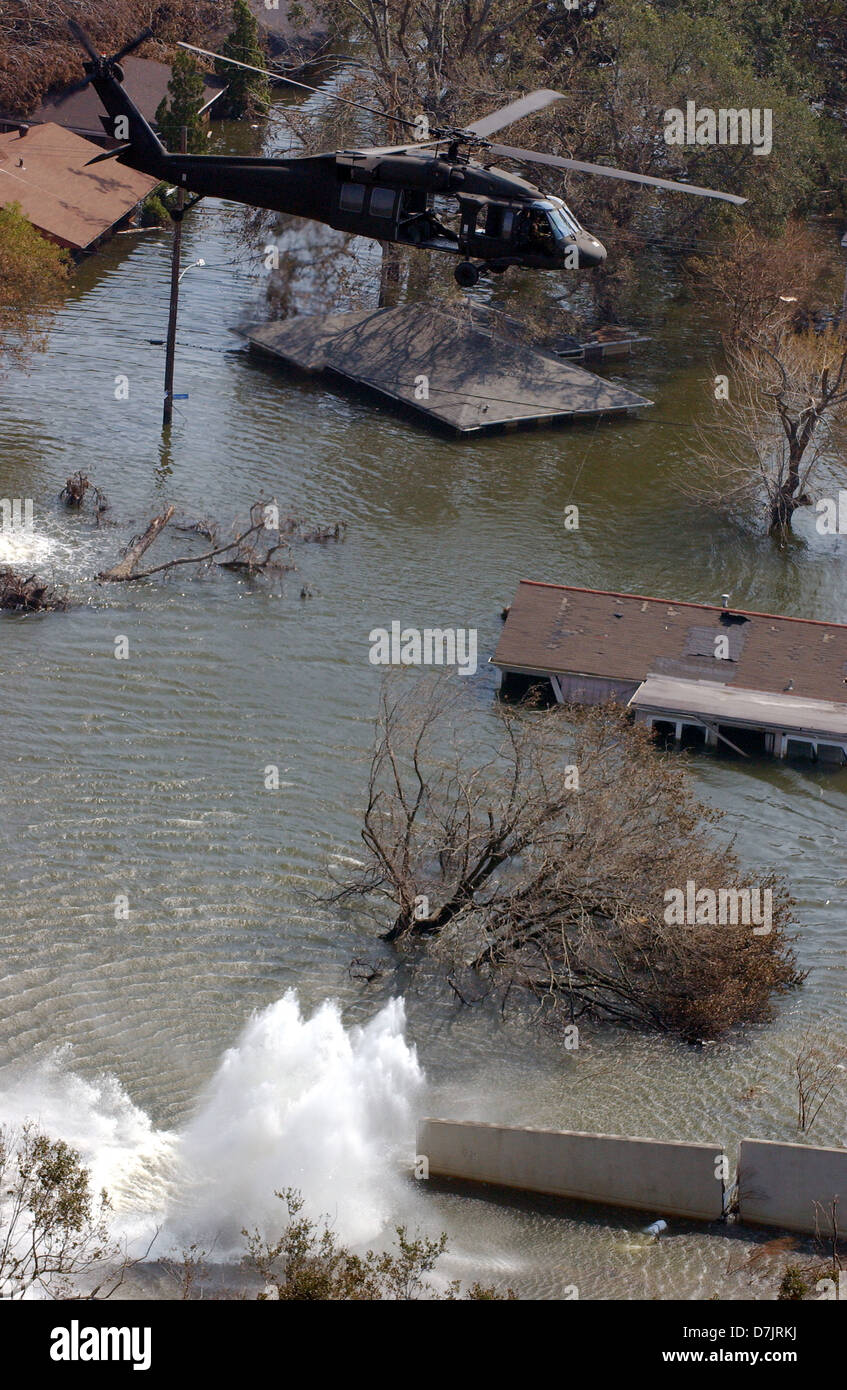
28, 57, 224, 141
629, 675, 847, 739
0, 123, 156, 250
493, 581, 847, 705
246, 306, 652, 433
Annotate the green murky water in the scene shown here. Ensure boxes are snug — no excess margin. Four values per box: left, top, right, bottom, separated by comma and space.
1, 102, 845, 1299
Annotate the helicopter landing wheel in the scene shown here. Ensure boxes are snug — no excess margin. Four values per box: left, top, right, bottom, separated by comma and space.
488, 263, 508, 275
454, 261, 480, 288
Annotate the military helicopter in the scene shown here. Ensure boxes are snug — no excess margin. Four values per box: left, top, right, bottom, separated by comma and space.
70, 21, 746, 288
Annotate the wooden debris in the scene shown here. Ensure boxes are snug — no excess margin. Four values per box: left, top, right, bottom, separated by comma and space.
97, 500, 345, 585
59, 471, 90, 507
60, 472, 109, 521
0, 569, 66, 612
98, 506, 175, 581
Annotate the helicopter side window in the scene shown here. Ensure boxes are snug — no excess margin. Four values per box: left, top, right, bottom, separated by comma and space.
515, 209, 556, 253
528, 210, 556, 252
369, 186, 397, 218
339, 183, 366, 213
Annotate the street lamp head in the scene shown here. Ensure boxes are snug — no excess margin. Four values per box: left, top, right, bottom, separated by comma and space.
178, 257, 207, 282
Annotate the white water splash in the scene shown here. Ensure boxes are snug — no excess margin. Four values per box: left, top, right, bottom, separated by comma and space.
0, 1046, 179, 1247
0, 994, 424, 1260
0, 513, 89, 578
0, 527, 61, 568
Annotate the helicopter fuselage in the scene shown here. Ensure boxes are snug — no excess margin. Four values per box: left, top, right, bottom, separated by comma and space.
89, 64, 607, 273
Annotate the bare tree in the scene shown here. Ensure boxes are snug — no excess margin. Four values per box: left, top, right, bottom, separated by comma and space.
795, 1025, 847, 1134
685, 225, 847, 536
775, 1198, 844, 1299
688, 224, 832, 344
329, 676, 800, 1040
692, 325, 847, 536
160, 1243, 212, 1300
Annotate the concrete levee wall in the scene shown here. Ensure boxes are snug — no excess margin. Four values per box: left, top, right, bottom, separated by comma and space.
418, 1119, 726, 1221
737, 1139, 847, 1233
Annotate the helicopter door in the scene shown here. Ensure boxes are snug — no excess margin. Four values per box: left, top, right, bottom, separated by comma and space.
467, 203, 517, 257
485, 205, 515, 241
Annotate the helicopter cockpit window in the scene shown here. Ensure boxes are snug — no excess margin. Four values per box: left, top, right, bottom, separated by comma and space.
547, 205, 580, 240
369, 186, 396, 218
339, 182, 366, 213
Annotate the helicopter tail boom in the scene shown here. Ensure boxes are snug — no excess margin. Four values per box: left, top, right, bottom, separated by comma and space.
67, 21, 170, 178
86, 62, 169, 177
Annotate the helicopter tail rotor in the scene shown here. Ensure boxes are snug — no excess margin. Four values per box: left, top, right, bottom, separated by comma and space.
67, 20, 154, 87
67, 19, 101, 63
68, 20, 166, 170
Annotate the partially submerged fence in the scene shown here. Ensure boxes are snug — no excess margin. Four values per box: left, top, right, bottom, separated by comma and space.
737, 1138, 847, 1233
417, 1119, 847, 1234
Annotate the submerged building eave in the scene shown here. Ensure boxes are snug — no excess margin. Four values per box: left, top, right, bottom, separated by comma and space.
629, 675, 847, 742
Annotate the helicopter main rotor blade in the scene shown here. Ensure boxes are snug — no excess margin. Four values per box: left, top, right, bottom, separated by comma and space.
487, 144, 747, 204
68, 19, 101, 62
112, 27, 154, 66
466, 89, 566, 138
177, 42, 423, 133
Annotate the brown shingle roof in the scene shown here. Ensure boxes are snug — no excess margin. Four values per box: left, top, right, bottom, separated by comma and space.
492, 581, 847, 705
0, 123, 156, 250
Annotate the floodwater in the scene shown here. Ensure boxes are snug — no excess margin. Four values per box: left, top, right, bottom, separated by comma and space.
1, 104, 846, 1300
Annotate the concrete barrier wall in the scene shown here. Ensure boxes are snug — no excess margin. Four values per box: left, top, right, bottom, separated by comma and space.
738, 1139, 847, 1234
418, 1119, 726, 1221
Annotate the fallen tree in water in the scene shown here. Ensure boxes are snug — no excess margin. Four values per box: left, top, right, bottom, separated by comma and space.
328, 676, 802, 1042
0, 488, 345, 611
98, 506, 177, 581
97, 500, 343, 583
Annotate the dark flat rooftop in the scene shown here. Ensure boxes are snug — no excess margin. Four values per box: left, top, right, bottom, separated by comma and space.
492, 581, 847, 705
245, 306, 652, 434
28, 57, 224, 142
630, 675, 847, 738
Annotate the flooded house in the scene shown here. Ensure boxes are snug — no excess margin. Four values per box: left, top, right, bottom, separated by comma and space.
493, 581, 847, 762
0, 123, 156, 253
1, 57, 225, 147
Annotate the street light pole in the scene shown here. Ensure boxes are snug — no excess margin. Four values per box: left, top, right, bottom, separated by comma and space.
841, 230, 847, 339
162, 126, 187, 429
